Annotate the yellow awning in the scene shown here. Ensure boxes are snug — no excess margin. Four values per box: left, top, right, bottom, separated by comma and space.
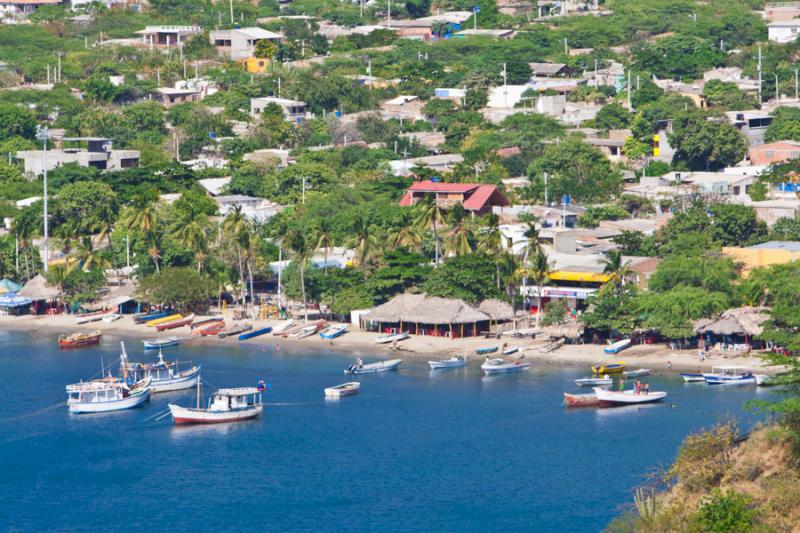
547, 271, 612, 283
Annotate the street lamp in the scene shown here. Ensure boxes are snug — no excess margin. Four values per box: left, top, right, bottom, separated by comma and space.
35, 125, 50, 274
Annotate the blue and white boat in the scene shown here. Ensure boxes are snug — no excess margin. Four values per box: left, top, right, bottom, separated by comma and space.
604, 338, 632, 354
320, 324, 348, 340
123, 343, 201, 393
143, 336, 181, 350
134, 310, 171, 324
239, 327, 273, 341
703, 366, 756, 386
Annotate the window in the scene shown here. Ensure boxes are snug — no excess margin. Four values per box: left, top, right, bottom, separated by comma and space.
733, 186, 741, 195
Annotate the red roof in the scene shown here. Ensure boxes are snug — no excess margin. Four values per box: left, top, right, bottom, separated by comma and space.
399, 181, 510, 211
463, 185, 503, 210
406, 181, 479, 193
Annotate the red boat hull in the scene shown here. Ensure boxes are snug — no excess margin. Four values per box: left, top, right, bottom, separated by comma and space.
563, 392, 600, 408
156, 319, 192, 332
199, 323, 225, 336
173, 412, 260, 424
59, 335, 102, 349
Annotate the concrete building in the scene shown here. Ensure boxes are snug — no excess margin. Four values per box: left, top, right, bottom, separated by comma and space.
154, 87, 203, 107
749, 140, 800, 166
209, 27, 283, 60
724, 241, 800, 276
0, 0, 60, 22
746, 199, 800, 226
214, 195, 284, 223
454, 29, 516, 39
389, 154, 464, 176
724, 110, 773, 147
768, 20, 800, 43
16, 138, 139, 176
136, 26, 201, 48
379, 95, 425, 122
250, 97, 308, 123
764, 2, 800, 21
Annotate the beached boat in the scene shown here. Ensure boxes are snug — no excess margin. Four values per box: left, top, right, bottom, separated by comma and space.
481, 357, 531, 375
320, 324, 348, 340
219, 324, 253, 338
755, 374, 773, 386
191, 320, 223, 335
575, 376, 612, 387
123, 345, 201, 393
502, 347, 522, 355
155, 313, 195, 332
101, 313, 122, 323
59, 331, 102, 349
324, 382, 360, 398
428, 355, 467, 369
146, 313, 182, 327
623, 368, 653, 378
591, 362, 625, 374
563, 392, 600, 407
198, 321, 226, 336
134, 310, 170, 324
67, 378, 151, 414
681, 372, 705, 383
190, 315, 224, 329
169, 386, 263, 425
143, 336, 182, 350
375, 331, 409, 344
75, 309, 114, 325
475, 346, 499, 355
239, 327, 273, 341
292, 321, 325, 339
703, 366, 756, 386
271, 319, 296, 335
502, 328, 538, 338
594, 387, 667, 406
604, 339, 632, 354
344, 358, 402, 375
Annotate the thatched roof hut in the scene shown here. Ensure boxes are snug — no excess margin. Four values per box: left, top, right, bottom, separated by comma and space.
478, 299, 514, 321
18, 275, 59, 301
694, 306, 769, 337
539, 322, 584, 339
366, 294, 490, 325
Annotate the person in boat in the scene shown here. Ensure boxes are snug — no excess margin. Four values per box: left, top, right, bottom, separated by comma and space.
356, 357, 363, 369
257, 380, 266, 392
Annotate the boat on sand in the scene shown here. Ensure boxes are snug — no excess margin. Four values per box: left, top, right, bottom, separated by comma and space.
155, 314, 195, 331
594, 387, 667, 406
324, 382, 360, 398
219, 323, 252, 338
375, 331, 409, 344
239, 327, 272, 341
320, 324, 348, 340
271, 319, 296, 335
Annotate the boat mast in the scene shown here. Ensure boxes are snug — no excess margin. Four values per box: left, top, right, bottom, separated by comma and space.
196, 378, 201, 409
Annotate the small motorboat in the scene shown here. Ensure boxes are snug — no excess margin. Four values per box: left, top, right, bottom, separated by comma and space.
344, 358, 402, 375
591, 362, 625, 374
271, 319, 296, 335
475, 346, 499, 355
59, 331, 102, 349
193, 320, 225, 336
502, 347, 521, 355
481, 357, 530, 375
324, 382, 360, 399
146, 313, 182, 327
375, 331, 409, 344
239, 327, 273, 341
594, 387, 667, 406
75, 309, 113, 324
428, 355, 467, 369
292, 321, 325, 339
320, 324, 348, 340
169, 386, 263, 425
623, 368, 652, 378
681, 373, 705, 383
281, 324, 304, 338
575, 376, 612, 387
563, 392, 600, 407
755, 374, 773, 386
703, 365, 756, 386
219, 323, 253, 338
190, 315, 224, 329
102, 313, 122, 323
604, 338, 632, 354
143, 336, 181, 350
155, 313, 195, 331
134, 310, 170, 324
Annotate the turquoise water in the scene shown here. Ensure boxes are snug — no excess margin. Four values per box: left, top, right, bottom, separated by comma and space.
0, 330, 775, 532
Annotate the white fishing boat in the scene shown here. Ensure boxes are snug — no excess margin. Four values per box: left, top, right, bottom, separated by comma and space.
271, 319, 296, 335
375, 331, 409, 344
481, 357, 531, 375
428, 355, 467, 369
604, 338, 632, 354
755, 374, 773, 386
681, 372, 705, 383
502, 328, 538, 337
290, 321, 325, 339
502, 347, 522, 355
623, 368, 653, 378
575, 376, 612, 387
703, 366, 756, 386
67, 378, 151, 414
324, 382, 360, 398
344, 358, 402, 374
169, 385, 263, 425
594, 387, 667, 406
123, 343, 201, 393
320, 324, 348, 340
102, 313, 122, 323
142, 336, 181, 350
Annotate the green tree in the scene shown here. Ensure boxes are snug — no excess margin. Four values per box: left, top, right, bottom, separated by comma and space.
285, 225, 311, 322
636, 286, 730, 339
693, 490, 757, 533
422, 253, 502, 303
0, 104, 36, 141
580, 279, 639, 334
136, 267, 212, 312
765, 107, 800, 143
81, 75, 117, 102
703, 80, 758, 110
594, 103, 631, 131
254, 39, 277, 59
708, 203, 768, 246
464, 88, 488, 111
669, 113, 748, 171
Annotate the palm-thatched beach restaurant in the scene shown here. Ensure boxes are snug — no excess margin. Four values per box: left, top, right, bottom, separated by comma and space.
17, 274, 60, 315
694, 306, 769, 353
362, 294, 513, 338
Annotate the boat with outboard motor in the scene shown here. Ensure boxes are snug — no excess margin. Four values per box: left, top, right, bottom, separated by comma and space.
703, 366, 756, 386
594, 386, 667, 406
344, 358, 402, 374
575, 376, 612, 387
563, 392, 601, 407
428, 355, 467, 369
143, 336, 181, 349
481, 356, 530, 375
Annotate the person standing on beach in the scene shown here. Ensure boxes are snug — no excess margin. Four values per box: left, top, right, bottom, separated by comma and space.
619, 377, 625, 391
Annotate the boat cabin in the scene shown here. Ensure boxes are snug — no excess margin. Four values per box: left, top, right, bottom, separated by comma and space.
710, 366, 752, 377
67, 384, 124, 405
209, 387, 262, 411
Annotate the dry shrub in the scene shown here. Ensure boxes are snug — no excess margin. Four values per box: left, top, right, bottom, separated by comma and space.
669, 421, 740, 492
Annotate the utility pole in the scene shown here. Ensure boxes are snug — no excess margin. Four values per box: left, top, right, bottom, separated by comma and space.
36, 126, 50, 274
387, 0, 391, 27
360, 0, 363, 19
757, 44, 762, 103
302, 176, 307, 205
795, 69, 799, 100
229, 0, 234, 24
544, 172, 549, 206
367, 59, 372, 89
278, 77, 281, 97
183, 60, 187, 79
126, 235, 130, 268
627, 70, 632, 108
775, 73, 780, 102
502, 62, 508, 108
563, 38, 568, 54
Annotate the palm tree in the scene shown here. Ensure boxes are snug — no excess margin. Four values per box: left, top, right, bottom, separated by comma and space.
75, 237, 111, 272
122, 199, 161, 274
497, 252, 521, 328
528, 250, 550, 329
170, 213, 210, 273
222, 205, 250, 312
313, 218, 335, 275
285, 226, 310, 323
348, 214, 378, 271
414, 199, 445, 264
12, 212, 37, 281
522, 221, 542, 263
602, 249, 631, 295
444, 218, 474, 257
46, 262, 78, 312
388, 212, 423, 252
478, 216, 504, 290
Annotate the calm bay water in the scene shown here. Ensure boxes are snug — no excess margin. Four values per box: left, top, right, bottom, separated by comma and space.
0, 330, 776, 532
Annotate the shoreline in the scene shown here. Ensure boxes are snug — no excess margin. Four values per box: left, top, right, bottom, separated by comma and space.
0, 313, 779, 374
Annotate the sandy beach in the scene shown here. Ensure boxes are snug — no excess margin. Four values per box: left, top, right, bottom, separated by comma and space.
0, 312, 778, 374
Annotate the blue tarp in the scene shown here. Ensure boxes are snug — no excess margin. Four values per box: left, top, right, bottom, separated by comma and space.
0, 292, 32, 308
0, 279, 22, 293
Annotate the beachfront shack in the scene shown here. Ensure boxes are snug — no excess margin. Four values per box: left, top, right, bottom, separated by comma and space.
694, 306, 769, 354
0, 292, 32, 316
363, 294, 505, 338
17, 274, 59, 315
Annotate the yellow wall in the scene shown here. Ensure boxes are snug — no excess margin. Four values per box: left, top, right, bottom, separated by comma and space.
241, 57, 269, 73
723, 247, 800, 276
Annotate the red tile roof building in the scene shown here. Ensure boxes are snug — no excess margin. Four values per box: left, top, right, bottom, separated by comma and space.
399, 181, 511, 215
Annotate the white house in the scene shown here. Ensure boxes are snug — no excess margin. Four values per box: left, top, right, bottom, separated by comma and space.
250, 97, 308, 123
209, 27, 284, 60
768, 20, 800, 43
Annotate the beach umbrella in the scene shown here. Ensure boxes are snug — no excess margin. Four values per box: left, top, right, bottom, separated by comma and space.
0, 279, 22, 294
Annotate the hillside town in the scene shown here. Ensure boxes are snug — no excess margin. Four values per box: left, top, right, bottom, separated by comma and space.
3, 0, 800, 530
